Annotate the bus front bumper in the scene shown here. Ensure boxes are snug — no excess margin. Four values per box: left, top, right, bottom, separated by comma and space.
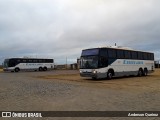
80, 72, 97, 78
3, 68, 13, 72
80, 70, 108, 79
3, 68, 8, 71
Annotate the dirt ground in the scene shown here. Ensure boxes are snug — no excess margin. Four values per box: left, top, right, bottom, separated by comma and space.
0, 69, 160, 120
37, 69, 160, 93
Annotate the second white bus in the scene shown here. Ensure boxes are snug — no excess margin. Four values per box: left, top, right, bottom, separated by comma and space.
3, 58, 54, 72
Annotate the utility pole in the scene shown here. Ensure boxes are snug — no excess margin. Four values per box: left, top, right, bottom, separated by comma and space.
66, 57, 67, 69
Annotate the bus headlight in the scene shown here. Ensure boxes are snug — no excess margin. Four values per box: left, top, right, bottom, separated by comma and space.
92, 70, 97, 74
80, 70, 82, 73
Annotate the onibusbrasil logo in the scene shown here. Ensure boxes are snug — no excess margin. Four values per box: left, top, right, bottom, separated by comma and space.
2, 112, 42, 118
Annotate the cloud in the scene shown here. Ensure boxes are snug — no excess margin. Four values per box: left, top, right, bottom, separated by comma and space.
0, 0, 160, 64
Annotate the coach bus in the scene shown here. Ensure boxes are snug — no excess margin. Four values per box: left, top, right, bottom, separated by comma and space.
3, 58, 54, 72
79, 46, 154, 79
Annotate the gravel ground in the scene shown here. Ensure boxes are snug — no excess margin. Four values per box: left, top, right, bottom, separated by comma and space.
0, 69, 160, 120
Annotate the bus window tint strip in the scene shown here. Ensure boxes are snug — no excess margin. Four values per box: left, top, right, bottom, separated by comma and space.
81, 49, 99, 56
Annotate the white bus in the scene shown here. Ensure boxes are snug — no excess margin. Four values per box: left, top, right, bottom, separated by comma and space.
79, 47, 154, 79
3, 58, 54, 72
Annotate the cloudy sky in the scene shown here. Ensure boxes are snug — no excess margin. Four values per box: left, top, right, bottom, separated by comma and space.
0, 0, 160, 64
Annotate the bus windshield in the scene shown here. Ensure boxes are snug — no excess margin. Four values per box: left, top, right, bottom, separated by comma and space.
80, 56, 98, 69
3, 59, 9, 68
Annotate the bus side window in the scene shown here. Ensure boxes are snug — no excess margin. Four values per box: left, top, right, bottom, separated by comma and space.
33, 60, 37, 63
151, 53, 154, 60
124, 51, 131, 59
131, 51, 138, 59
9, 59, 16, 67
23, 59, 27, 63
100, 49, 108, 57
147, 53, 153, 60
143, 53, 147, 60
99, 57, 108, 67
39, 60, 42, 63
138, 52, 143, 60
17, 59, 21, 64
108, 49, 116, 58
117, 50, 124, 59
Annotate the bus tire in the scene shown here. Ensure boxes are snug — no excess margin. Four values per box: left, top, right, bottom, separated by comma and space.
138, 68, 143, 77
15, 68, 20, 72
107, 71, 113, 80
143, 68, 148, 76
43, 67, 47, 71
39, 67, 43, 71
92, 77, 97, 80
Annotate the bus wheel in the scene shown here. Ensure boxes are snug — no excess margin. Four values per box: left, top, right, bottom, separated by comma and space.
43, 67, 47, 71
138, 69, 143, 77
107, 71, 113, 80
143, 68, 148, 76
15, 68, 20, 72
39, 67, 43, 71
92, 77, 97, 80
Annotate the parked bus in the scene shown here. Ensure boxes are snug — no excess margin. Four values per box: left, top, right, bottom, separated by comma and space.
3, 58, 54, 72
79, 46, 154, 79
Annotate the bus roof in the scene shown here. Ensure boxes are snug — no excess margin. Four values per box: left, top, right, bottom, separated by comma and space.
83, 46, 154, 54
4, 58, 53, 60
